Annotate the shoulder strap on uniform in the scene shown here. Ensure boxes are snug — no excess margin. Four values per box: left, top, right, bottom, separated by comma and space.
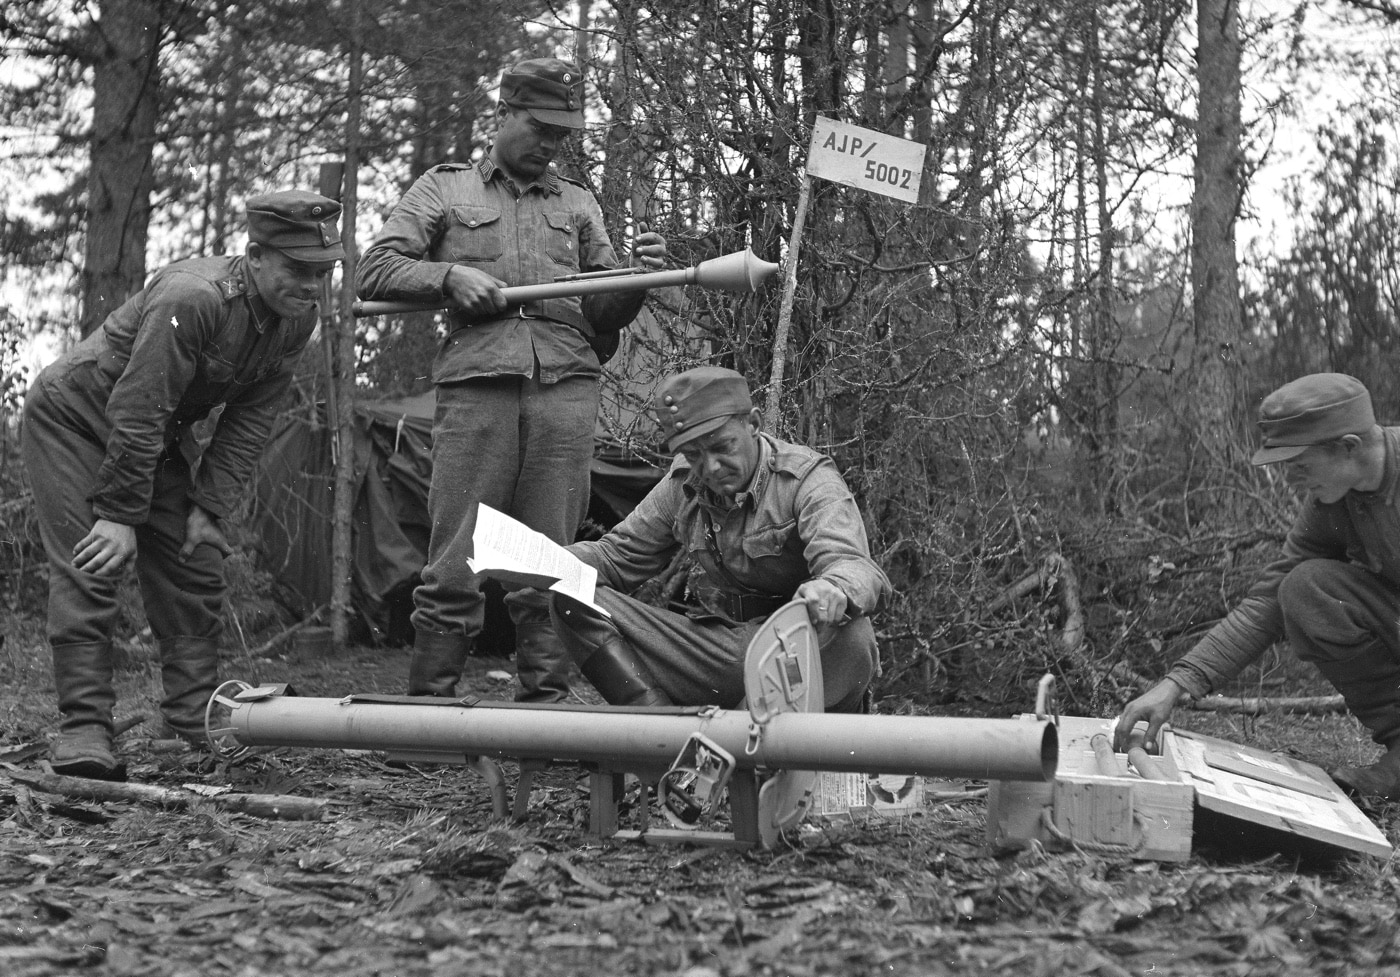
214, 277, 247, 301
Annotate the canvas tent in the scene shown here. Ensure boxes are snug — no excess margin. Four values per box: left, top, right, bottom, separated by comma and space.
249, 389, 666, 649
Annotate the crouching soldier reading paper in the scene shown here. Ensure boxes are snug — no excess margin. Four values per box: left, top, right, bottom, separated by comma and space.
508, 366, 890, 711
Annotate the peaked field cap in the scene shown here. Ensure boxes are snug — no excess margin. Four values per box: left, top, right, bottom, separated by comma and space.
246, 190, 345, 262
1251, 372, 1376, 466
500, 57, 586, 128
653, 366, 754, 452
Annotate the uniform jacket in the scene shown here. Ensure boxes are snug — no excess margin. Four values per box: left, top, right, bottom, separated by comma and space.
32, 255, 314, 525
570, 434, 891, 621
355, 158, 645, 384
1170, 425, 1400, 696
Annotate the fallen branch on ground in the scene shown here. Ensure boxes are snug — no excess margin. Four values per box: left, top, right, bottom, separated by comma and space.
1181, 693, 1346, 716
247, 606, 329, 659
0, 763, 329, 820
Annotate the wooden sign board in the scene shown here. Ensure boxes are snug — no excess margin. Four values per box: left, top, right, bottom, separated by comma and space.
806, 117, 926, 204
987, 716, 1392, 861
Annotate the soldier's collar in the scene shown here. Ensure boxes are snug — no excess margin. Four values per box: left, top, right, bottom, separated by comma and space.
241, 262, 277, 333
479, 154, 562, 195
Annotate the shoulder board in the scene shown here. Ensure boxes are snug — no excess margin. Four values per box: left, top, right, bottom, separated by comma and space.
428, 162, 474, 173
215, 277, 247, 300
558, 174, 591, 191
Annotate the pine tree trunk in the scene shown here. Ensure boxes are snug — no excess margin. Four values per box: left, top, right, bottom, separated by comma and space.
81, 0, 161, 337
1191, 0, 1246, 450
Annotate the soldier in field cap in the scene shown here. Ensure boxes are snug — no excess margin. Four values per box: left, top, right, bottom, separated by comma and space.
22, 189, 343, 779
506, 365, 891, 711
357, 53, 669, 704
1115, 373, 1400, 799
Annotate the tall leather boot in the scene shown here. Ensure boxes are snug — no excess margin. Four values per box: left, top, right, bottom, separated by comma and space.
575, 636, 672, 707
50, 641, 124, 780
408, 629, 471, 696
156, 636, 220, 745
514, 622, 572, 703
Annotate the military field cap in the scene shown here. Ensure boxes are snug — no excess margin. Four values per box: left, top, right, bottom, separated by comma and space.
246, 190, 345, 262
653, 366, 754, 452
500, 57, 586, 129
1251, 372, 1376, 465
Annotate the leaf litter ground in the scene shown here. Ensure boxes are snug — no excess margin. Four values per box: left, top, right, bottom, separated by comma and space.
3, 636, 1400, 977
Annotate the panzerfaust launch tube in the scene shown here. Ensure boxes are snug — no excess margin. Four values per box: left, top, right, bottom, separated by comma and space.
351, 248, 781, 318
221, 692, 1057, 782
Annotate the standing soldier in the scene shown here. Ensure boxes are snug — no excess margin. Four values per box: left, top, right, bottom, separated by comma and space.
23, 190, 345, 779
356, 56, 668, 702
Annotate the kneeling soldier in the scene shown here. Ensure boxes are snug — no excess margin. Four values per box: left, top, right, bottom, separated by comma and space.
509, 366, 890, 711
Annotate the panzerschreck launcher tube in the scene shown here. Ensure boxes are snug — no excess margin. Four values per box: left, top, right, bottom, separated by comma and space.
212, 687, 1057, 782
351, 247, 781, 317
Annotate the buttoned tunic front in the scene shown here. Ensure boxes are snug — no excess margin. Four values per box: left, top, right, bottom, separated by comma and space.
573, 434, 890, 620
356, 158, 644, 384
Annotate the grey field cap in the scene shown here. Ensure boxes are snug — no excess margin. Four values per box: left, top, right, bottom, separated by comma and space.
1251, 373, 1376, 465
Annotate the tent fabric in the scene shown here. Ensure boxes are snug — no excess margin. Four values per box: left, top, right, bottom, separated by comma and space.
249, 391, 665, 642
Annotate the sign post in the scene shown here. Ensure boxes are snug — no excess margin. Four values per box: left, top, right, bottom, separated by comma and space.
764, 118, 928, 428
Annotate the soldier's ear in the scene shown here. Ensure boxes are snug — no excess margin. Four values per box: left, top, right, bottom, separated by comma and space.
746, 407, 763, 435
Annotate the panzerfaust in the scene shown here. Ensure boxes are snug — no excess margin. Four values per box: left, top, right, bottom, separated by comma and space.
206, 603, 1057, 848
351, 247, 781, 317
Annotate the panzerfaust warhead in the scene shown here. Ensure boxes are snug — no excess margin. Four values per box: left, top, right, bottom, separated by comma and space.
352, 247, 780, 317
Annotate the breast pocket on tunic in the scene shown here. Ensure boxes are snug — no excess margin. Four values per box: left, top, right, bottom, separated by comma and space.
447, 206, 504, 262
740, 522, 801, 585
543, 210, 582, 270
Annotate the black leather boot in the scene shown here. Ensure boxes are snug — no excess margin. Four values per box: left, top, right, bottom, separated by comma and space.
514, 622, 572, 703
408, 629, 471, 696
156, 636, 220, 745
576, 636, 672, 707
50, 641, 125, 780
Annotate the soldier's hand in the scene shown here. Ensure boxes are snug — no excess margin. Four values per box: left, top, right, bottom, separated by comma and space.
444, 265, 508, 317
630, 224, 667, 270
1112, 678, 1186, 753
794, 578, 847, 627
73, 519, 137, 576
180, 505, 232, 563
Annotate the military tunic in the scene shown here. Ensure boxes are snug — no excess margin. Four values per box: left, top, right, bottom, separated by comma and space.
520, 434, 891, 709
22, 255, 315, 647
1168, 426, 1400, 744
355, 158, 648, 663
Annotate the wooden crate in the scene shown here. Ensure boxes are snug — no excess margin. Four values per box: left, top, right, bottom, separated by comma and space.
987, 714, 1393, 862
987, 715, 1193, 861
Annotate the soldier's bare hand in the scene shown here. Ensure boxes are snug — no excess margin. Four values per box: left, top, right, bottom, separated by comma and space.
444, 265, 508, 317
1112, 678, 1185, 753
630, 225, 667, 270
794, 578, 847, 627
180, 505, 232, 563
72, 519, 137, 576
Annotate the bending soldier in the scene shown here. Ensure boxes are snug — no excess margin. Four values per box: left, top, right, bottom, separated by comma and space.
23, 191, 345, 779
